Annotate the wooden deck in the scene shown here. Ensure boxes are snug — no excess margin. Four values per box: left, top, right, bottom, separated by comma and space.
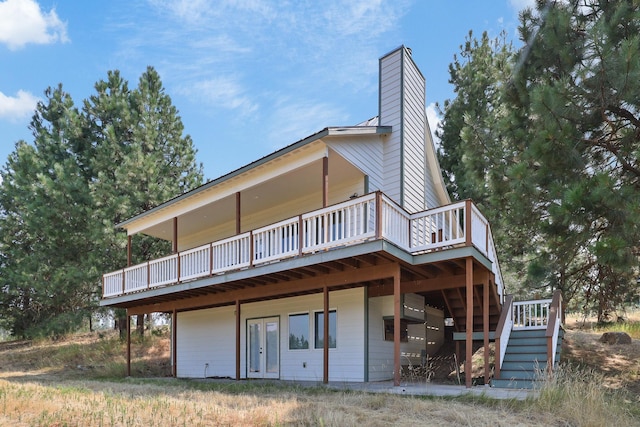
103, 192, 504, 300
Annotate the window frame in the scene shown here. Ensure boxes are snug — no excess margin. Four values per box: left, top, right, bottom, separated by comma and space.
313, 309, 337, 349
288, 312, 310, 350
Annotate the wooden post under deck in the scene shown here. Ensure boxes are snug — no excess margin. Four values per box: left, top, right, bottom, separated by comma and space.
127, 235, 132, 267
236, 192, 241, 234
172, 217, 178, 253
236, 300, 241, 380
126, 312, 131, 377
323, 286, 329, 384
322, 156, 329, 207
483, 271, 490, 385
465, 257, 473, 388
172, 309, 177, 377
393, 265, 401, 386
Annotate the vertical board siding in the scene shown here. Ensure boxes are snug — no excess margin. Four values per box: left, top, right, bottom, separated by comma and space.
176, 288, 365, 382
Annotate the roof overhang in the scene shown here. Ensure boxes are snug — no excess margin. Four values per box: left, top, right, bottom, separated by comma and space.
116, 125, 392, 232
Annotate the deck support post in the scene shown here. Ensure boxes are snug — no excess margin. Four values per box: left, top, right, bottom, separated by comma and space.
483, 271, 490, 385
127, 235, 132, 267
236, 192, 241, 234
172, 309, 177, 377
172, 217, 178, 253
323, 286, 329, 384
322, 156, 329, 207
126, 312, 131, 377
393, 264, 401, 387
465, 257, 473, 388
236, 300, 241, 380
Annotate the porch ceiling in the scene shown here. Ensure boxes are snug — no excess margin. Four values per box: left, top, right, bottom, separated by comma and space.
139, 149, 364, 242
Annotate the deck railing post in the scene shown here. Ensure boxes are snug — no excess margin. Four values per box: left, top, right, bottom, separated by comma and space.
177, 250, 181, 284
298, 215, 304, 256
464, 199, 472, 247
249, 231, 254, 267
375, 191, 382, 240
209, 243, 213, 276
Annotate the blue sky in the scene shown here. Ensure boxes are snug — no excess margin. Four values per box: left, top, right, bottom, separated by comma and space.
0, 0, 534, 181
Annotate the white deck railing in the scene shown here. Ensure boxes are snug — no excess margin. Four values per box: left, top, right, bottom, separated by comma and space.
494, 295, 514, 376
546, 290, 563, 369
512, 299, 553, 330
103, 193, 502, 298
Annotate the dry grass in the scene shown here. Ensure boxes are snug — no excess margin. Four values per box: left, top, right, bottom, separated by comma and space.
532, 364, 640, 427
0, 378, 551, 426
563, 309, 640, 396
0, 325, 639, 426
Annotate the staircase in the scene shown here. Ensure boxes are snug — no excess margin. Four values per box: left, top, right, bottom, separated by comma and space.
491, 328, 564, 389
491, 290, 564, 389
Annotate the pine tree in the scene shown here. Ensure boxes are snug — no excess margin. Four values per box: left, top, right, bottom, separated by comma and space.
0, 69, 203, 337
503, 0, 640, 319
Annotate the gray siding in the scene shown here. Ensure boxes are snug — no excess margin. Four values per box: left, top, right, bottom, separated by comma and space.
401, 51, 427, 212
379, 48, 403, 205
325, 137, 384, 193
378, 46, 447, 211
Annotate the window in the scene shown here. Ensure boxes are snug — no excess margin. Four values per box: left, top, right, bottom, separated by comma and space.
314, 310, 336, 349
288, 313, 309, 349
383, 318, 409, 342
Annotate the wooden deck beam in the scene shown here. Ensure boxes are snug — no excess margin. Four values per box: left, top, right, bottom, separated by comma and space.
126, 262, 399, 315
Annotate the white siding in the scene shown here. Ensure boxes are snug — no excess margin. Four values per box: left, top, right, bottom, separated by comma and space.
177, 306, 236, 378
176, 288, 366, 382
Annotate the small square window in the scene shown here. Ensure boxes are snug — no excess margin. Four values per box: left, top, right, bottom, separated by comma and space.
384, 318, 408, 342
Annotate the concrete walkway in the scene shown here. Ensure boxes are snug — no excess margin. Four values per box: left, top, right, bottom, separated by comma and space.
322, 380, 535, 400
200, 378, 537, 400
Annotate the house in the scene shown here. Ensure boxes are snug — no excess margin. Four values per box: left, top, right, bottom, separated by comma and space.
101, 46, 562, 389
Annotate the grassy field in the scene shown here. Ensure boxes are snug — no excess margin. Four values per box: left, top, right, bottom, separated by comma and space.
1, 316, 639, 426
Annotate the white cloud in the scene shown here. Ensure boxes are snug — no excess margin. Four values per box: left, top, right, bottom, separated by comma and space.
267, 98, 346, 149
0, 89, 39, 121
183, 76, 258, 116
0, 0, 69, 50
426, 103, 441, 148
508, 0, 536, 12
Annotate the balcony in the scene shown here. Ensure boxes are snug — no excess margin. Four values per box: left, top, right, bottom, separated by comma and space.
103, 192, 503, 299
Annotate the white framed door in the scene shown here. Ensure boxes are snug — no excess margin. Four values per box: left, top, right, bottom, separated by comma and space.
247, 317, 279, 379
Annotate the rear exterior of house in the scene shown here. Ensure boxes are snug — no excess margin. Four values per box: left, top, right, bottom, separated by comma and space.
100, 46, 562, 388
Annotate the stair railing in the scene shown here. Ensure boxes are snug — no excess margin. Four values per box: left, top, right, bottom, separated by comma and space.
493, 294, 513, 380
545, 290, 563, 372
